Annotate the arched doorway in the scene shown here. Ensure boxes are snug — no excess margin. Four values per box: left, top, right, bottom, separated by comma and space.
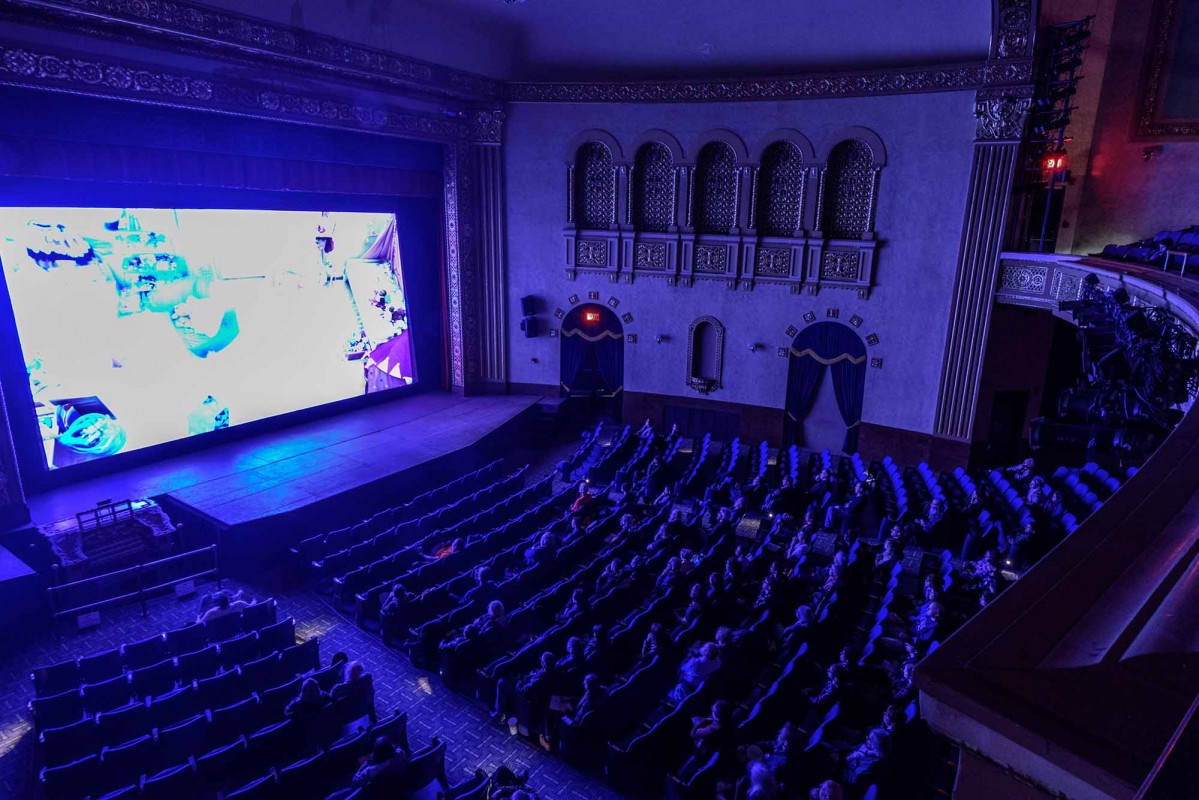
784, 322, 866, 452
560, 304, 624, 420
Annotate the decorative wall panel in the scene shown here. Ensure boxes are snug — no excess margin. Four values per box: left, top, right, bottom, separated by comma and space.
632, 142, 675, 232
822, 139, 877, 239
694, 245, 728, 273
756, 141, 806, 236
577, 239, 609, 266
634, 242, 667, 270
755, 247, 791, 276
820, 250, 860, 280
694, 142, 738, 234
574, 142, 615, 230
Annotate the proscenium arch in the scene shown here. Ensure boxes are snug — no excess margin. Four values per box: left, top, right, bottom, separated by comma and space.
564, 129, 626, 165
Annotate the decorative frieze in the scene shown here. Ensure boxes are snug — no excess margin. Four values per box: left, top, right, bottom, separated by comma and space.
694, 245, 728, 274
998, 262, 1048, 293
755, 248, 791, 276
820, 250, 860, 280
576, 239, 608, 267
634, 242, 667, 270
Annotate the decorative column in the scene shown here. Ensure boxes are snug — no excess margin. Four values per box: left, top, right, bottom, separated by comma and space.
932, 89, 1032, 440
443, 109, 508, 395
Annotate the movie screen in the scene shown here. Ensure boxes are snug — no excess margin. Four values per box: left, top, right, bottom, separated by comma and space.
0, 207, 417, 469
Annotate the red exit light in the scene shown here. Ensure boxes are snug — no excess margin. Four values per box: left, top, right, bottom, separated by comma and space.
1043, 154, 1067, 172
584, 311, 600, 322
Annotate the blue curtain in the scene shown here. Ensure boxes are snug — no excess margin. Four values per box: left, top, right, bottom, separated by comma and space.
787, 322, 867, 452
594, 336, 624, 394
560, 304, 623, 396
559, 335, 588, 395
785, 356, 825, 446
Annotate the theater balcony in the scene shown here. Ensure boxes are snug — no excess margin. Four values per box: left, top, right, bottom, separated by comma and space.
916, 251, 1199, 799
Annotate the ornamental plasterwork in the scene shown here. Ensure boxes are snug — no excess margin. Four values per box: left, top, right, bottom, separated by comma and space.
756, 248, 791, 276
1050, 269, 1081, 302
0, 44, 467, 142
998, 263, 1048, 293
632, 142, 675, 232
634, 242, 667, 270
993, 0, 1035, 61
694, 245, 728, 274
694, 142, 738, 234
820, 250, 860, 280
576, 239, 608, 267
3, 0, 504, 102
574, 142, 615, 230
469, 109, 504, 145
974, 91, 1033, 141
823, 140, 877, 239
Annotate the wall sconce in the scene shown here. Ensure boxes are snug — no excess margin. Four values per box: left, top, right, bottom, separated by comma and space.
1143, 145, 1163, 162
655, 334, 670, 344
530, 357, 539, 364
748, 342, 761, 353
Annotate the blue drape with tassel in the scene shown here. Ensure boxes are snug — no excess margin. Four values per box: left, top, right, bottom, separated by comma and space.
786, 322, 867, 452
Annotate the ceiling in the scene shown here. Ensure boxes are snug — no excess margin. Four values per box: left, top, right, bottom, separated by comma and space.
200, 0, 994, 82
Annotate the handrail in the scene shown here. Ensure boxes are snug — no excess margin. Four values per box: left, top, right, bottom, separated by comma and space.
48, 544, 220, 629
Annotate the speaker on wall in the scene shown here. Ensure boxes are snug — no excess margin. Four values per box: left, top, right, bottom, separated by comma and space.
520, 295, 538, 316
520, 316, 541, 338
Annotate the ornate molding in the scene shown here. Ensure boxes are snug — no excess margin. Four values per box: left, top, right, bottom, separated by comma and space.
469, 109, 505, 145
443, 146, 467, 390
974, 91, 1032, 141
0, 42, 467, 142
992, 0, 1036, 62
508, 61, 1030, 104
0, 0, 503, 102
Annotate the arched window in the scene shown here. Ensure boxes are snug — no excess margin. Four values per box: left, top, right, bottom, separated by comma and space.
574, 142, 614, 230
693, 142, 738, 234
756, 141, 806, 236
632, 142, 675, 232
687, 316, 725, 393
821, 139, 877, 239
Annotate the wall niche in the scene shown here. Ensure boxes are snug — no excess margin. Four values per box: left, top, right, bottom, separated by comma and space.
687, 316, 726, 394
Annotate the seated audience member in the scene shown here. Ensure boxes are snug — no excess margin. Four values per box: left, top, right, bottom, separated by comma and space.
758, 723, 800, 786
804, 663, 844, 711
781, 605, 814, 646
786, 529, 812, 562
824, 481, 868, 532
460, 566, 497, 604
379, 582, 413, 642
874, 538, 899, 572
564, 672, 605, 726
959, 514, 999, 562
1043, 489, 1066, 521
197, 590, 252, 624
962, 549, 1002, 606
998, 520, 1036, 569
656, 556, 682, 590
595, 558, 624, 594
330, 651, 349, 684
331, 660, 375, 719
913, 497, 947, 547
808, 469, 834, 505
284, 678, 327, 726
424, 537, 463, 561
690, 699, 733, 756
557, 587, 590, 623
571, 481, 596, 513
352, 736, 407, 788
677, 583, 706, 625
524, 533, 558, 567
476, 600, 509, 635
705, 571, 726, 604
670, 642, 722, 702
1007, 457, 1036, 484
810, 779, 844, 800
641, 622, 668, 662
746, 761, 780, 800
844, 729, 888, 786
891, 662, 916, 703
754, 561, 786, 609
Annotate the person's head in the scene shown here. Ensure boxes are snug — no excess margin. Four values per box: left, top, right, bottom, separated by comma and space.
803, 507, 817, 524
620, 513, 635, 530
826, 664, 840, 681
390, 582, 406, 599
1030, 475, 1045, 489
474, 566, 490, 585
855, 481, 867, 496
607, 557, 622, 573
299, 677, 321, 702
816, 779, 844, 800
969, 489, 981, 504
583, 672, 599, 693
566, 636, 584, 658
711, 699, 731, 722
882, 705, 901, 730
215, 594, 230, 610
572, 587, 586, 602
715, 626, 733, 646
488, 600, 506, 619
930, 497, 944, 511
665, 557, 679, 573
669, 508, 683, 523
881, 539, 896, 557
1051, 490, 1063, 504
679, 548, 694, 564
838, 647, 852, 666
818, 469, 831, 481
708, 572, 721, 590
1024, 520, 1037, 536
332, 651, 348, 668
370, 736, 395, 764
451, 537, 465, 551
571, 516, 584, 532
984, 548, 1000, 564
797, 605, 813, 624
832, 549, 847, 566
769, 560, 783, 577
867, 729, 886, 752
540, 651, 555, 670
649, 622, 664, 638
1022, 458, 1035, 470
700, 642, 718, 660
775, 721, 795, 752
346, 661, 365, 682
540, 532, 553, 548
463, 622, 479, 639
889, 524, 903, 540
749, 762, 776, 789
591, 623, 605, 641
689, 582, 702, 600
578, 481, 589, 495
902, 662, 917, 681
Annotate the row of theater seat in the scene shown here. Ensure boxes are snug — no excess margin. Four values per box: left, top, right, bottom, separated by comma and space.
293, 459, 506, 565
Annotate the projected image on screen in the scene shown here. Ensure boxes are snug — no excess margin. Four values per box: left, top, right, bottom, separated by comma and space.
0, 207, 417, 469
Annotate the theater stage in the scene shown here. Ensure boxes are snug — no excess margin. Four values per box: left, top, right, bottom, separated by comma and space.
27, 392, 543, 571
